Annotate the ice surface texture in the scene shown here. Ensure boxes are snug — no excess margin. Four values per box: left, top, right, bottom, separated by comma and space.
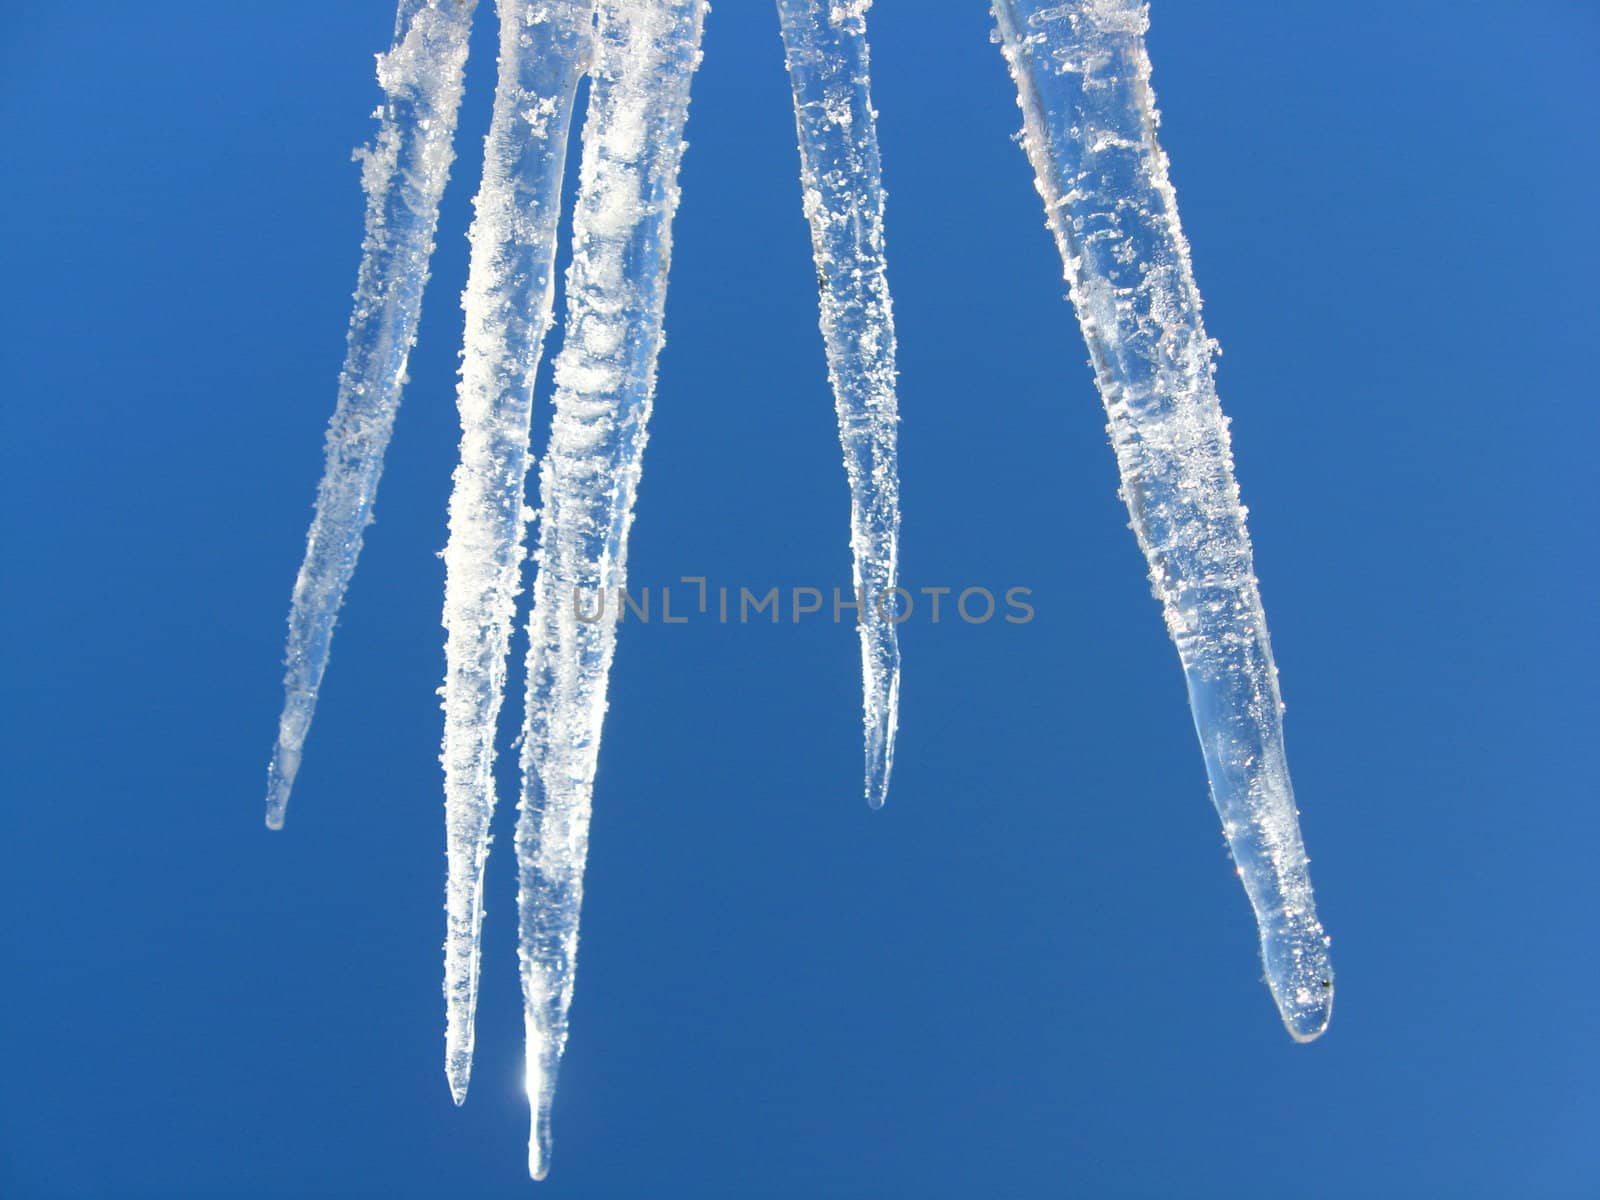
777, 0, 903, 809
267, 0, 479, 830
993, 0, 1332, 1041
439, 0, 594, 1107
514, 0, 708, 1179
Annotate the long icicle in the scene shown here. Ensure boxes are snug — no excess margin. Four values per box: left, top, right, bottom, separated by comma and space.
992, 0, 1333, 1040
776, 0, 903, 809
514, 0, 708, 1179
439, 0, 594, 1108
266, 0, 479, 829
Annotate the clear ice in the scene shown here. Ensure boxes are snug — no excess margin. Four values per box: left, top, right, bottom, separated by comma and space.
514, 0, 708, 1179
266, 0, 479, 830
992, 0, 1332, 1040
777, 0, 903, 808
439, 0, 594, 1107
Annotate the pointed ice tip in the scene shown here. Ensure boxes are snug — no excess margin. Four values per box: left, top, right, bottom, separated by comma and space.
265, 741, 302, 830
863, 665, 900, 810
1280, 983, 1334, 1044
526, 1054, 557, 1180
445, 1042, 475, 1106
864, 770, 888, 810
264, 771, 291, 830
863, 726, 895, 810
528, 1121, 552, 1182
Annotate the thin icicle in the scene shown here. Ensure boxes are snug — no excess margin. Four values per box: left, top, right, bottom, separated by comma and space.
266, 0, 479, 830
515, 0, 707, 1179
992, 0, 1333, 1041
776, 0, 903, 809
439, 0, 594, 1108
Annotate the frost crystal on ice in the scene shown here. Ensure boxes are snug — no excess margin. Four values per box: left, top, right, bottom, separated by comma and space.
777, 0, 903, 809
439, 0, 594, 1108
266, 0, 479, 830
992, 0, 1332, 1040
514, 0, 708, 1179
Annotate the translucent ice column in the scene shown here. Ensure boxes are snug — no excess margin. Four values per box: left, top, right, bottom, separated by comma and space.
993, 0, 1332, 1040
267, 0, 479, 829
777, 0, 904, 808
515, 0, 708, 1179
439, 0, 594, 1106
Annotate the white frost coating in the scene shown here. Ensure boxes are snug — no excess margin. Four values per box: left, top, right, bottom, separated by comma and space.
992, 0, 1333, 1040
439, 0, 594, 1107
776, 0, 903, 809
266, 0, 479, 830
515, 0, 707, 1180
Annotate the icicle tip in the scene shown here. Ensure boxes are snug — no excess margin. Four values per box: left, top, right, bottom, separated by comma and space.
862, 670, 899, 809
1279, 983, 1333, 1044
264, 752, 298, 830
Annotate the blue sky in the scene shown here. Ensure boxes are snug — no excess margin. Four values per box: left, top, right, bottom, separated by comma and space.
2, 2, 1597, 1196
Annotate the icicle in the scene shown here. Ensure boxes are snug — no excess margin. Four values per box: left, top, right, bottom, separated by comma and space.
439, 0, 595, 1108
514, 0, 708, 1179
776, 0, 903, 809
266, 0, 479, 830
991, 0, 1332, 1041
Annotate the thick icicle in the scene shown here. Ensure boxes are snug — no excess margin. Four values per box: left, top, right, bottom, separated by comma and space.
776, 0, 903, 809
439, 0, 594, 1107
266, 0, 479, 830
515, 0, 707, 1179
992, 0, 1332, 1040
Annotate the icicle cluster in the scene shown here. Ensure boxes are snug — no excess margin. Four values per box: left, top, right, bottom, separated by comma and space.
264, 0, 1330, 1183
